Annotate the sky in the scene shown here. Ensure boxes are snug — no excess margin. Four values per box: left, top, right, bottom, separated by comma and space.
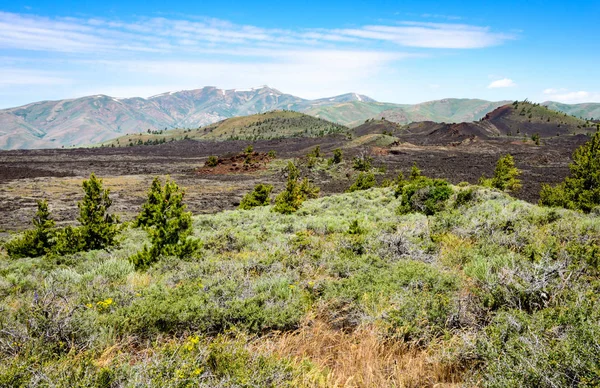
0, 0, 599, 108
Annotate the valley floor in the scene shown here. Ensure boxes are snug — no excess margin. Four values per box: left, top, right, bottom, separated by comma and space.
0, 134, 587, 233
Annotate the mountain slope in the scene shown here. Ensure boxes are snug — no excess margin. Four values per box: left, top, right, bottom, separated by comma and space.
543, 101, 600, 120
0, 87, 364, 150
389, 101, 593, 145
2, 87, 599, 150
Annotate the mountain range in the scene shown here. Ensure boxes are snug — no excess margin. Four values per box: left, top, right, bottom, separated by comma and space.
0, 85, 599, 150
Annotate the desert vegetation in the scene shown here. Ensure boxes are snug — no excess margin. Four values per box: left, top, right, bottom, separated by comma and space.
1, 112, 600, 387
1, 139, 600, 387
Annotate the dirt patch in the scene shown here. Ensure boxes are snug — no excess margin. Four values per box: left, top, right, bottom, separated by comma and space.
197, 152, 274, 175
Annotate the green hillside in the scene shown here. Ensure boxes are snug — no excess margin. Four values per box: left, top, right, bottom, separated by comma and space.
381, 98, 510, 124
304, 101, 403, 126
543, 101, 600, 121
303, 99, 510, 127
103, 111, 349, 147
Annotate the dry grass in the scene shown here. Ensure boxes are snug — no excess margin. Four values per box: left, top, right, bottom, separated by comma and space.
253, 316, 466, 388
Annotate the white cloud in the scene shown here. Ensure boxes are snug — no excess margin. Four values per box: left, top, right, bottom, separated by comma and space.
487, 78, 516, 88
0, 11, 515, 54
339, 22, 514, 49
0, 11, 518, 107
542, 89, 600, 103
0, 69, 70, 86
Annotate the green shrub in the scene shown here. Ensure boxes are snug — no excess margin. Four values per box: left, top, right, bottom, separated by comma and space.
308, 145, 321, 158
540, 131, 600, 212
455, 187, 475, 207
332, 148, 343, 164
346, 172, 376, 192
273, 162, 319, 214
397, 177, 453, 215
409, 163, 422, 180
205, 155, 219, 167
267, 150, 277, 158
480, 154, 522, 193
239, 184, 273, 210
77, 173, 120, 251
131, 178, 198, 269
352, 154, 372, 171
5, 200, 56, 258
244, 144, 254, 154
299, 177, 320, 199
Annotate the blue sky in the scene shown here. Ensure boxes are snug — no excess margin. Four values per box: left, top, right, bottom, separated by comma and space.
0, 0, 599, 108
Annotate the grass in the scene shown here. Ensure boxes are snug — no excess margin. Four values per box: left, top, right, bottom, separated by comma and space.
1, 184, 600, 386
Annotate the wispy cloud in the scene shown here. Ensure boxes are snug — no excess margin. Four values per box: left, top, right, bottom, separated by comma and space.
488, 78, 516, 88
0, 11, 518, 107
0, 69, 70, 86
0, 11, 515, 54
542, 88, 600, 103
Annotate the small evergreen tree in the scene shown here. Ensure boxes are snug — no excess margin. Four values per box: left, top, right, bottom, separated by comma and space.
5, 200, 56, 258
540, 132, 600, 212
239, 184, 273, 210
409, 163, 422, 181
131, 178, 198, 269
480, 154, 522, 193
347, 172, 376, 192
352, 154, 373, 171
273, 162, 318, 214
134, 177, 163, 228
299, 177, 320, 199
332, 148, 343, 164
78, 173, 119, 251
205, 156, 219, 167
308, 145, 321, 158
393, 171, 406, 198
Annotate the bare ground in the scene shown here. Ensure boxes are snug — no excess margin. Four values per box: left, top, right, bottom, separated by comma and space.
0, 134, 587, 233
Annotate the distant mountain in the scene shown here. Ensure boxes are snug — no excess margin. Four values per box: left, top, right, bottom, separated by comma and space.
1, 86, 599, 150
0, 86, 368, 150
542, 101, 600, 120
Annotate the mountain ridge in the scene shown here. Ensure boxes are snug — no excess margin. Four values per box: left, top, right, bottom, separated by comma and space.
1, 86, 599, 150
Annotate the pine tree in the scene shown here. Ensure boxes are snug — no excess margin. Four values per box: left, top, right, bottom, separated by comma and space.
273, 162, 305, 214
134, 177, 162, 227
239, 184, 273, 210
131, 178, 198, 269
540, 132, 600, 212
5, 200, 56, 258
78, 173, 119, 250
347, 172, 376, 192
479, 154, 522, 193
